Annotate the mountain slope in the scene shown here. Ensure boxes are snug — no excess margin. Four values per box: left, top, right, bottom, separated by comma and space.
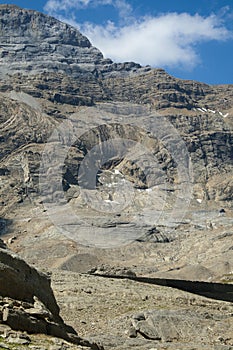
0, 4, 233, 349
0, 4, 233, 110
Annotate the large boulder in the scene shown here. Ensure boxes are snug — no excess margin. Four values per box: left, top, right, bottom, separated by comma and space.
0, 238, 60, 321
0, 239, 102, 349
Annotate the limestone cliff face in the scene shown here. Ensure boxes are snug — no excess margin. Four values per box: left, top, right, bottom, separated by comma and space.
0, 4, 233, 110
0, 4, 107, 72
0, 5, 232, 220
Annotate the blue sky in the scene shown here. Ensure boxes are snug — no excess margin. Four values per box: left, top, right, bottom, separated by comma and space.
1, 0, 233, 84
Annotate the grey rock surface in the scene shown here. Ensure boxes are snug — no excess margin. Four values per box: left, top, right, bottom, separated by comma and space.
0, 5, 233, 111
0, 239, 60, 320
0, 4, 108, 75
0, 239, 102, 349
51, 271, 233, 349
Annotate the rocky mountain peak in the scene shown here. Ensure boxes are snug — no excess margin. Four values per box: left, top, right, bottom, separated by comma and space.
0, 4, 112, 77
0, 4, 21, 9
0, 4, 91, 47
0, 6, 233, 111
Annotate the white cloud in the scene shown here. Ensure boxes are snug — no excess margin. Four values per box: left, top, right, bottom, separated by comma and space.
44, 1, 232, 69
44, 0, 130, 14
113, 0, 132, 18
79, 13, 231, 68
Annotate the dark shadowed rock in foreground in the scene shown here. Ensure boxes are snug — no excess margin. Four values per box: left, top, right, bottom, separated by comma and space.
0, 239, 60, 320
0, 239, 102, 349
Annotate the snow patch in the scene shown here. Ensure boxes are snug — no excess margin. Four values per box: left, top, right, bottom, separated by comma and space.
146, 188, 153, 193
193, 107, 230, 118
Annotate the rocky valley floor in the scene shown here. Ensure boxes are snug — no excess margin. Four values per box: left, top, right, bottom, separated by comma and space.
51, 271, 233, 350
1, 201, 233, 349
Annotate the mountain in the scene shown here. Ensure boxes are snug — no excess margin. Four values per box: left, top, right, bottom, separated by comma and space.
0, 4, 233, 350
1, 4, 233, 110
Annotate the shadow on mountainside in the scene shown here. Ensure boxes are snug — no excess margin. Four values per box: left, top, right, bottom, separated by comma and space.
92, 273, 233, 303
0, 217, 13, 236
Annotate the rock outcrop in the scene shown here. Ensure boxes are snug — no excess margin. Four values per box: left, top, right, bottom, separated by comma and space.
0, 239, 60, 320
0, 239, 102, 349
0, 4, 109, 73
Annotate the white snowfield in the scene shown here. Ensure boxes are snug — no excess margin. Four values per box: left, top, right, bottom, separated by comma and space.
193, 107, 229, 118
